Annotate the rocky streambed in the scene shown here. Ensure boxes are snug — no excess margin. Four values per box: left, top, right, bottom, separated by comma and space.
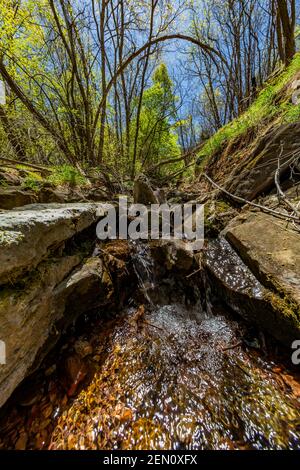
0, 202, 300, 450
1, 284, 300, 450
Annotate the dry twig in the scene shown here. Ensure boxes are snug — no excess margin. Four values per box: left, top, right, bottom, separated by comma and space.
202, 173, 300, 223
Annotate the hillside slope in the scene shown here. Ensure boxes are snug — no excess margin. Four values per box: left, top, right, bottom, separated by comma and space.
196, 53, 300, 201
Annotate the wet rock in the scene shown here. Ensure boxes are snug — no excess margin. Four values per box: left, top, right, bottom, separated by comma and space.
15, 432, 28, 450
224, 212, 300, 306
64, 355, 87, 397
281, 374, 300, 397
0, 202, 108, 285
103, 240, 131, 261
150, 239, 194, 272
0, 255, 81, 408
41, 403, 53, 419
203, 236, 300, 346
52, 257, 113, 329
224, 212, 300, 343
0, 248, 113, 408
35, 430, 48, 450
74, 339, 93, 358
45, 364, 57, 377
133, 175, 160, 205
0, 187, 37, 210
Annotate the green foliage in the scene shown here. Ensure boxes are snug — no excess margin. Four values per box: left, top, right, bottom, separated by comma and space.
47, 165, 89, 187
136, 63, 181, 173
197, 53, 300, 165
283, 103, 300, 122
21, 172, 43, 192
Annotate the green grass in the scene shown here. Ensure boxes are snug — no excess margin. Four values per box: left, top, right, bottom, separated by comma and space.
21, 171, 43, 191
197, 53, 300, 166
47, 165, 89, 187
19, 165, 89, 190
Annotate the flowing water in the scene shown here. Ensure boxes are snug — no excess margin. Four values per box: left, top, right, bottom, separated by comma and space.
0, 241, 300, 450
47, 304, 300, 450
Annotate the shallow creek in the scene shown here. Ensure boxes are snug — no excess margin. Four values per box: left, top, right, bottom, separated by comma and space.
0, 242, 300, 450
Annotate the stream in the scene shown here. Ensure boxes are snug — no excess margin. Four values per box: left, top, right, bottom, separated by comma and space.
0, 241, 300, 450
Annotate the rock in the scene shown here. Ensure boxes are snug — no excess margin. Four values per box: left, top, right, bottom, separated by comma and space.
0, 187, 38, 210
85, 188, 107, 202
74, 339, 93, 358
37, 186, 89, 205
224, 212, 300, 305
0, 255, 113, 408
35, 430, 48, 450
204, 200, 238, 237
41, 403, 53, 419
133, 175, 160, 205
281, 374, 300, 397
0, 201, 115, 408
52, 257, 113, 329
45, 364, 57, 377
150, 239, 194, 271
19, 388, 42, 407
0, 255, 81, 408
0, 171, 21, 186
221, 212, 300, 345
64, 355, 87, 396
15, 432, 28, 450
102, 240, 131, 261
0, 203, 108, 285
38, 188, 65, 204
202, 238, 300, 345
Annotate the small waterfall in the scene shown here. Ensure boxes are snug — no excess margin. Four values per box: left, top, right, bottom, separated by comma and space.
130, 241, 155, 304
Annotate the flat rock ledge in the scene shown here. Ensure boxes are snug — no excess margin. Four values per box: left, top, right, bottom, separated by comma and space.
0, 203, 109, 285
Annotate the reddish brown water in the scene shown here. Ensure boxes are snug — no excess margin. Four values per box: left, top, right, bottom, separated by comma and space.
1, 301, 300, 450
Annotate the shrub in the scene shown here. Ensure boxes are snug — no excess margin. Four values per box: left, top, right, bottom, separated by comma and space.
47, 165, 89, 187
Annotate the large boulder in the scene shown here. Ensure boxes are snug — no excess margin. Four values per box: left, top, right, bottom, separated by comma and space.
224, 212, 300, 305
0, 203, 108, 285
220, 212, 300, 345
0, 202, 113, 407
0, 256, 113, 408
149, 239, 195, 272
203, 236, 300, 346
133, 175, 162, 205
0, 187, 38, 210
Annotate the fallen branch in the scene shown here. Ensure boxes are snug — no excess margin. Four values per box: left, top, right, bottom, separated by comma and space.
148, 142, 205, 173
202, 173, 300, 222
186, 267, 202, 279
0, 156, 52, 174
274, 146, 300, 218
159, 160, 196, 184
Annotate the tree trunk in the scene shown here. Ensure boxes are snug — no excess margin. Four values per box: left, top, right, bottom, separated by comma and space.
276, 0, 296, 65
0, 106, 26, 160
